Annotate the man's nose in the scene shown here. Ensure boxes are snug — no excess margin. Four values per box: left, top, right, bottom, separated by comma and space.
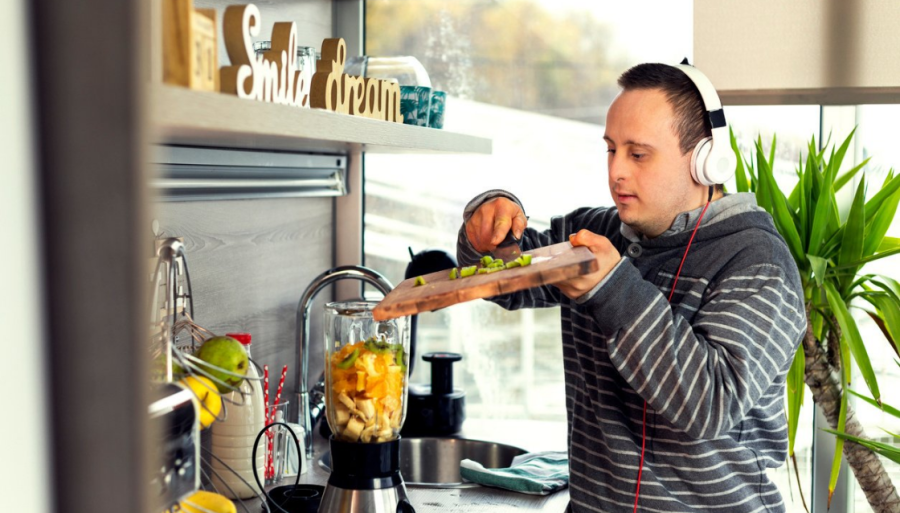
608, 153, 629, 182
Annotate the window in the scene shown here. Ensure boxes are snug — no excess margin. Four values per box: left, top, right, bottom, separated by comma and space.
728, 105, 821, 513
362, 3, 900, 512
845, 105, 900, 512
364, 0, 692, 420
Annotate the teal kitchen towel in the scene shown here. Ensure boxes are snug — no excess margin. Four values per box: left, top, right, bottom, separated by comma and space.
459, 451, 569, 495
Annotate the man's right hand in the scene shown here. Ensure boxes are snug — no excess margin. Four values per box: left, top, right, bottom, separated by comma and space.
465, 197, 528, 252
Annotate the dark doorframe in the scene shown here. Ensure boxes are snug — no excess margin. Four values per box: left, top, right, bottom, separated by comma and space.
29, 0, 150, 510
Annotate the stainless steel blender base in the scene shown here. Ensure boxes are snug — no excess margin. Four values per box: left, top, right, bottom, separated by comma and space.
320, 482, 414, 513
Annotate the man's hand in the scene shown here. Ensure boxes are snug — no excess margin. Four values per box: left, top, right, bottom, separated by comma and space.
555, 230, 622, 300
465, 197, 528, 252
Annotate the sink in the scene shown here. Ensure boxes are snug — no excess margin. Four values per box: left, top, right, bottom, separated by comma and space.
318, 437, 527, 488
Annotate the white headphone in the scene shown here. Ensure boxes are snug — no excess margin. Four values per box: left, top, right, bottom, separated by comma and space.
672, 60, 736, 187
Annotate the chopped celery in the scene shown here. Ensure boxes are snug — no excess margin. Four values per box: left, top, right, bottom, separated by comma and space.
460, 266, 477, 277
505, 261, 521, 269
488, 259, 505, 268
414, 275, 427, 286
449, 268, 459, 280
516, 254, 532, 266
480, 255, 494, 266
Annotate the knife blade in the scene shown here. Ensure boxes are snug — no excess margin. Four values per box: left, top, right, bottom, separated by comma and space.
491, 230, 522, 262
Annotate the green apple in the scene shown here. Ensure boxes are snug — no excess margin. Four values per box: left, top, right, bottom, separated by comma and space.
195, 336, 249, 393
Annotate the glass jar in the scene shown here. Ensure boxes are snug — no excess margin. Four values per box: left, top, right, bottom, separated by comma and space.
324, 301, 410, 443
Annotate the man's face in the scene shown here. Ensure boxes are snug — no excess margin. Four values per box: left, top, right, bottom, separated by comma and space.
604, 88, 704, 238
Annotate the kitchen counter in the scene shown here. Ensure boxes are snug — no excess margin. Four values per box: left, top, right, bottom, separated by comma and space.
239, 418, 570, 513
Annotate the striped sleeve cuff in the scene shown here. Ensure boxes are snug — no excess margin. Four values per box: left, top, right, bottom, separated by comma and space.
574, 256, 628, 305
578, 259, 660, 336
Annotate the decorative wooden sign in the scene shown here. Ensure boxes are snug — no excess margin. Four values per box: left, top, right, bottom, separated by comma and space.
162, 0, 219, 91
216, 4, 400, 121
220, 4, 308, 107
311, 38, 401, 123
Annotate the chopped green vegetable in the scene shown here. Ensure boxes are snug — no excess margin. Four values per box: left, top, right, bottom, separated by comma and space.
480, 255, 494, 266
477, 268, 490, 274
336, 348, 360, 369
505, 261, 521, 269
364, 337, 393, 355
449, 268, 459, 280
414, 275, 427, 286
488, 259, 505, 268
460, 266, 477, 278
392, 343, 407, 373
516, 254, 532, 266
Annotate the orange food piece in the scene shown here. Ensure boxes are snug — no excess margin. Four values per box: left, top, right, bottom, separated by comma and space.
332, 377, 357, 395
366, 380, 387, 399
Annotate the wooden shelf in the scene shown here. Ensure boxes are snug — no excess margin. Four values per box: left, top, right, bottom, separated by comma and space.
150, 84, 492, 155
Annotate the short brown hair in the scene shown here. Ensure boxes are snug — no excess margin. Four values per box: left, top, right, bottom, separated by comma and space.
617, 63, 711, 156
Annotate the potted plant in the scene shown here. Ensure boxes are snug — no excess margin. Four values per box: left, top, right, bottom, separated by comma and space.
729, 129, 900, 512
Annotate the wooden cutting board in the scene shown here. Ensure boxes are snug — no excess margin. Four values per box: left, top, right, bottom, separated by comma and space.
372, 241, 599, 321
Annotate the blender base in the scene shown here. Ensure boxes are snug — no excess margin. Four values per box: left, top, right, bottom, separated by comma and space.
321, 436, 416, 513
320, 483, 414, 513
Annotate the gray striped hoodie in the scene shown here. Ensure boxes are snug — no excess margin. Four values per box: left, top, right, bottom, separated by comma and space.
457, 192, 806, 513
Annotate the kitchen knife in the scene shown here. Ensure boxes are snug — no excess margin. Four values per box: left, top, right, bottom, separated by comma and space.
491, 230, 522, 262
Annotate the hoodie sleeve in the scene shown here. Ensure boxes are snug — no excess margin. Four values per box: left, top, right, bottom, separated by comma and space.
457, 191, 619, 310
581, 258, 806, 439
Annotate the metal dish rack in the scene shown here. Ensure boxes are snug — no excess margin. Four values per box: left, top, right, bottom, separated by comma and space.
151, 237, 273, 513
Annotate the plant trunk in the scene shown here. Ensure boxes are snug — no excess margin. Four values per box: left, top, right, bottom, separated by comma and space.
803, 306, 900, 512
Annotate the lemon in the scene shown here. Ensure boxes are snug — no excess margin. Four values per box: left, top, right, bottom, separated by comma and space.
179, 375, 223, 429
178, 490, 236, 513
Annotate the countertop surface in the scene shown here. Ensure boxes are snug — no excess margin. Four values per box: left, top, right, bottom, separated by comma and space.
237, 418, 570, 513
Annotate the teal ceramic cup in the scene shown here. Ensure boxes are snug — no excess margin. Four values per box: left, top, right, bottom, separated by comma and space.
429, 91, 446, 129
399, 86, 419, 125
415, 86, 432, 126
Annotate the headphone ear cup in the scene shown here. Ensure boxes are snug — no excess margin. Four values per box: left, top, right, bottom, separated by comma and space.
708, 144, 737, 185
690, 137, 713, 186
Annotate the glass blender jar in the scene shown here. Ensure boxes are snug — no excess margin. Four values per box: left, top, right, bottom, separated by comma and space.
320, 301, 415, 513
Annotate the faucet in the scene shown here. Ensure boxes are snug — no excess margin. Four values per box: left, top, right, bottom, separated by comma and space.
294, 265, 394, 462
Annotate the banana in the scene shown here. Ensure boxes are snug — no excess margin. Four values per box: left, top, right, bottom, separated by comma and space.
177, 490, 236, 513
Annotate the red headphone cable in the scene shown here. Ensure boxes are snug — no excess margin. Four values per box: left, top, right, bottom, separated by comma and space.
632, 186, 714, 513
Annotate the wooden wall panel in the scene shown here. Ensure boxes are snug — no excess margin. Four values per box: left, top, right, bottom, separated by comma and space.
153, 197, 334, 395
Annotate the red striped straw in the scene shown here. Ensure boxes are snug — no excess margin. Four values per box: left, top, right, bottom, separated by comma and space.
263, 365, 271, 479
270, 365, 288, 480
263, 365, 270, 424
274, 365, 288, 407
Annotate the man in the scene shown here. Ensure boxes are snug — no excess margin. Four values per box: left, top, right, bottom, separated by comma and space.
458, 63, 806, 512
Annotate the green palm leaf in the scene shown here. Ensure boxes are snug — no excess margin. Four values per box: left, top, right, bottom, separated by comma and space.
847, 389, 900, 419
823, 429, 900, 466
828, 369, 849, 508
824, 281, 880, 401
879, 236, 900, 252
838, 178, 867, 293
787, 348, 805, 458
730, 127, 751, 193
863, 186, 900, 257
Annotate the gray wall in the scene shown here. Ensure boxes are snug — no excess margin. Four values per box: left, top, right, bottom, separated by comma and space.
151, 0, 335, 397
153, 196, 335, 396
